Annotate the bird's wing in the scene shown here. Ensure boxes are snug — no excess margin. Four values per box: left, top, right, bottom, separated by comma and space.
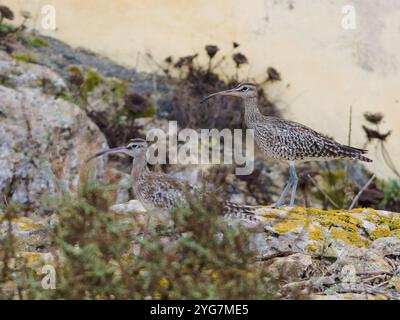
253, 117, 368, 161
138, 173, 200, 211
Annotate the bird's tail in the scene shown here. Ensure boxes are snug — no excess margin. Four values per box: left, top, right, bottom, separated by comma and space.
338, 144, 373, 163
223, 201, 261, 221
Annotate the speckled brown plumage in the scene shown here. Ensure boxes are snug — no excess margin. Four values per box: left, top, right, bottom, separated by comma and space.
243, 97, 372, 164
250, 116, 372, 163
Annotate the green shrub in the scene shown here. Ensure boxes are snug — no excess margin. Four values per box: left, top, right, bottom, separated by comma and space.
13, 54, 38, 64
381, 180, 400, 211
1, 171, 277, 299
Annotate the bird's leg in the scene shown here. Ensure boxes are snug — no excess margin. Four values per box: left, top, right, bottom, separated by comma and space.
289, 163, 298, 207
276, 180, 292, 207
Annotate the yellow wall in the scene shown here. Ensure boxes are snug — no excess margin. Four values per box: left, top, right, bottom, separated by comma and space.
4, 0, 400, 179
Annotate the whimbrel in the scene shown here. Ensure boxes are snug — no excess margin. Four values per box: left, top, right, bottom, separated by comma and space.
88, 138, 192, 213
201, 83, 372, 207
88, 138, 260, 229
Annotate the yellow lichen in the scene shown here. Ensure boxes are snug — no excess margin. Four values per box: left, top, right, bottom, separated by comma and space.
18, 222, 41, 230
371, 227, 391, 239
12, 217, 34, 223
159, 278, 170, 289
330, 227, 365, 247
307, 224, 323, 241
306, 244, 318, 252
389, 218, 400, 230
263, 207, 398, 247
273, 220, 302, 233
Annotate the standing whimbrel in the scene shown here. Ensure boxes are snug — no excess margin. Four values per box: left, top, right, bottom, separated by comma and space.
88, 138, 260, 229
201, 83, 372, 207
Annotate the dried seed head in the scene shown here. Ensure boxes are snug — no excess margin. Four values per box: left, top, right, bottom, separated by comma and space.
124, 92, 149, 113
267, 67, 281, 82
0, 5, 14, 20
364, 112, 383, 125
232, 53, 248, 67
174, 54, 198, 68
362, 125, 391, 142
205, 45, 219, 59
20, 10, 31, 19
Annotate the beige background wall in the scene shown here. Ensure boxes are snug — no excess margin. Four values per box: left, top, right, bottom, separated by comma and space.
3, 0, 400, 179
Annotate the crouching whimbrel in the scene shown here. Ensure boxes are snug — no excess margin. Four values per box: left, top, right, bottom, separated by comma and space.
201, 83, 372, 207
88, 138, 260, 232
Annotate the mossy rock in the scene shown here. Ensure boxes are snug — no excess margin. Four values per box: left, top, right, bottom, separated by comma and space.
234, 206, 400, 258
12, 54, 38, 64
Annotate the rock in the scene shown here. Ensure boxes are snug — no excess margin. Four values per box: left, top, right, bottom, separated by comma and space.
105, 167, 133, 204
110, 200, 146, 214
241, 207, 400, 259
369, 237, 400, 257
133, 117, 170, 139
329, 247, 392, 275
339, 264, 357, 283
257, 253, 312, 282
0, 55, 108, 208
0, 51, 67, 94
312, 293, 387, 300
110, 199, 174, 231
389, 275, 400, 291
249, 233, 269, 253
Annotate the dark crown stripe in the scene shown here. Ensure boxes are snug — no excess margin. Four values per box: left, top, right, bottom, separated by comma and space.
129, 138, 147, 143
236, 82, 256, 87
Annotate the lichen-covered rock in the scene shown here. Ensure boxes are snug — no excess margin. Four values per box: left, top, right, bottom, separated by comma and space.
232, 206, 400, 299
369, 237, 400, 257
244, 207, 400, 259
0, 55, 108, 208
110, 199, 146, 214
257, 253, 312, 282
0, 51, 66, 94
329, 247, 392, 275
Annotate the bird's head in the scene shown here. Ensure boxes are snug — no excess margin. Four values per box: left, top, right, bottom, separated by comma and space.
87, 138, 148, 162
200, 83, 257, 104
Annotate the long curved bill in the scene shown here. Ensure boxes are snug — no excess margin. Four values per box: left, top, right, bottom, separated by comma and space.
199, 89, 235, 104
86, 146, 127, 163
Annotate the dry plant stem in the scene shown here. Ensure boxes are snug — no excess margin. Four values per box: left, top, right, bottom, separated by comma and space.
255, 251, 295, 261
349, 174, 376, 211
381, 142, 400, 179
307, 174, 340, 209
345, 106, 352, 201
3, 195, 8, 206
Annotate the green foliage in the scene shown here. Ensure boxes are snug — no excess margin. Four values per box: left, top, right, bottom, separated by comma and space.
58, 92, 81, 105
129, 196, 275, 299
314, 162, 356, 209
68, 66, 129, 109
0, 23, 14, 35
23, 35, 49, 48
80, 69, 105, 99
122, 101, 156, 119
1, 172, 277, 299
12, 54, 38, 64
381, 180, 400, 211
